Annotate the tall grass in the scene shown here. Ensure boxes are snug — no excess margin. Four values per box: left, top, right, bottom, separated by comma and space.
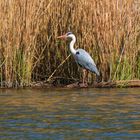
0, 0, 140, 87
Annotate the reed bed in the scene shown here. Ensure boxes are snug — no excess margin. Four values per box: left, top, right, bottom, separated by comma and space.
0, 0, 140, 87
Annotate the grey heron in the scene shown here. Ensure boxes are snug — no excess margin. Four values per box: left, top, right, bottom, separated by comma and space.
57, 32, 100, 87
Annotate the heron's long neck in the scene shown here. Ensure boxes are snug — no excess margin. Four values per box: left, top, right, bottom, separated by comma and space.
69, 36, 76, 55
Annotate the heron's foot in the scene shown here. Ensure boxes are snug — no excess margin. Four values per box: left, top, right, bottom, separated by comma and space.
79, 83, 88, 88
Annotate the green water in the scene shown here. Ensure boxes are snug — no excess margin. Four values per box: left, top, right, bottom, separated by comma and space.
0, 88, 140, 140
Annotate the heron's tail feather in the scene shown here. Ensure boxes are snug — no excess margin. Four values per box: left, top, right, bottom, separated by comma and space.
86, 63, 100, 76
93, 66, 100, 76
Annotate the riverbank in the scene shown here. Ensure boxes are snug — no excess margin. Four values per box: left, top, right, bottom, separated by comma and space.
0, 79, 140, 89
29, 80, 140, 88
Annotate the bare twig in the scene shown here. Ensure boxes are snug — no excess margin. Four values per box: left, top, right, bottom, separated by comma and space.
47, 54, 71, 82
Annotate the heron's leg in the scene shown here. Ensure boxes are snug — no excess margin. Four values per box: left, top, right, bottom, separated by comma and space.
85, 70, 89, 85
79, 69, 88, 87
82, 69, 86, 85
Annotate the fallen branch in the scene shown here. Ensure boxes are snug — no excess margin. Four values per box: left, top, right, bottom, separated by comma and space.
65, 80, 140, 88
93, 80, 140, 88
47, 54, 71, 82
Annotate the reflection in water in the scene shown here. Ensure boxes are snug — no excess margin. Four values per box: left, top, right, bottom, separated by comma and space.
0, 88, 140, 139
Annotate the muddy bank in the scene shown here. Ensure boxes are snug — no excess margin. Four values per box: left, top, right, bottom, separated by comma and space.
0, 80, 140, 88
30, 80, 140, 88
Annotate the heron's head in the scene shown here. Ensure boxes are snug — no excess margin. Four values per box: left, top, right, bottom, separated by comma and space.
57, 32, 76, 41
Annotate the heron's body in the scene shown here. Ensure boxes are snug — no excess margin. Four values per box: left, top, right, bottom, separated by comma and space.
57, 32, 100, 87
74, 49, 99, 76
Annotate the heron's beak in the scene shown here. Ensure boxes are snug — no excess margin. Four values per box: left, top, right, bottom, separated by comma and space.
57, 34, 67, 39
